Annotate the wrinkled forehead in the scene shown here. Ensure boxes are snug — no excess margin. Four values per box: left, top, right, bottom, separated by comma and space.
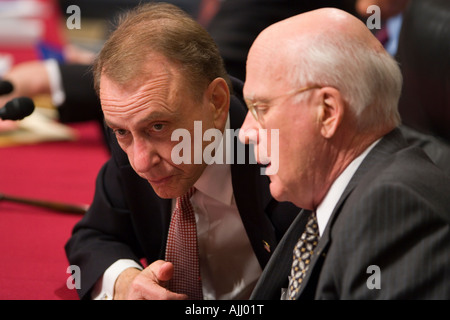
99, 64, 181, 120
100, 53, 195, 102
100, 71, 171, 100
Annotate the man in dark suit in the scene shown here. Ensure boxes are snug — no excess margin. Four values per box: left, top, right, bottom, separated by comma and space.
64, 3, 298, 300
240, 8, 450, 299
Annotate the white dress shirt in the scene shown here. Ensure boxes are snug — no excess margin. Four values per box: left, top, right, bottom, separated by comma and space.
316, 139, 380, 236
44, 59, 66, 107
189, 158, 262, 299
91, 117, 262, 300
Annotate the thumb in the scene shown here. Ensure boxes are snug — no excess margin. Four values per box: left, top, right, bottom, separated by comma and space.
151, 260, 174, 282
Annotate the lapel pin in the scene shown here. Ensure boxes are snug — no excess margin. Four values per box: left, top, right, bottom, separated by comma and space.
262, 240, 271, 253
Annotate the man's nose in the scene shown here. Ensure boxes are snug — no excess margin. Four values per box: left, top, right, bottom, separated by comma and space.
239, 111, 260, 145
130, 137, 160, 174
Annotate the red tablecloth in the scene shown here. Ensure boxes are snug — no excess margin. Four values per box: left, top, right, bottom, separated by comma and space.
0, 121, 109, 300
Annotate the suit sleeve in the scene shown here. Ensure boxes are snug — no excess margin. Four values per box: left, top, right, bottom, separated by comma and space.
64, 155, 144, 300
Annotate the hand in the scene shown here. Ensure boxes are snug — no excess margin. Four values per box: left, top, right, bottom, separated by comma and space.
63, 44, 96, 65
114, 260, 188, 300
0, 60, 50, 109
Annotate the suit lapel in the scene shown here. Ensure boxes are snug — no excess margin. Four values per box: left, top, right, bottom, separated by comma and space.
250, 209, 308, 299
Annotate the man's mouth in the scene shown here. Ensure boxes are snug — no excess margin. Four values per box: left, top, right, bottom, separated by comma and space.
147, 175, 172, 185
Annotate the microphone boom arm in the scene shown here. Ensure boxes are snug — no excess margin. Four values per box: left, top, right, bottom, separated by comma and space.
0, 192, 88, 214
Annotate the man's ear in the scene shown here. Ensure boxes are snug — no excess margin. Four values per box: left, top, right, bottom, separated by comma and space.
316, 87, 344, 139
206, 77, 230, 129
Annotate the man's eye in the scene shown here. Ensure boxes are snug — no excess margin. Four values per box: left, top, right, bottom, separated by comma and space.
152, 123, 164, 131
255, 104, 269, 113
114, 129, 128, 137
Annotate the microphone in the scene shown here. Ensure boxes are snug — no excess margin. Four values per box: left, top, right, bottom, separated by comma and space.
0, 97, 35, 121
0, 80, 14, 95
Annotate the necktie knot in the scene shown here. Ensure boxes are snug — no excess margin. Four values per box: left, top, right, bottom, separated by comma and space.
176, 187, 195, 213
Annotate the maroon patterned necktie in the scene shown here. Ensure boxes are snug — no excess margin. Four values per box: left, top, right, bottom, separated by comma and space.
165, 187, 203, 299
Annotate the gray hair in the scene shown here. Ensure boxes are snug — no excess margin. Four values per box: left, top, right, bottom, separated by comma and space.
288, 32, 402, 132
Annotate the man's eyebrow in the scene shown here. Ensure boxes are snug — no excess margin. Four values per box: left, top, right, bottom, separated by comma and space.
104, 118, 119, 129
138, 111, 175, 124
244, 97, 269, 105
244, 93, 270, 102
104, 111, 174, 129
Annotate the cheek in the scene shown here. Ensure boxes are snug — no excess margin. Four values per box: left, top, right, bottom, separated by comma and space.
275, 143, 296, 183
274, 124, 312, 180
164, 137, 206, 179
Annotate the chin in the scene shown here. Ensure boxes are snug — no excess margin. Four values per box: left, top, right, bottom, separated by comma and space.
151, 178, 197, 199
268, 180, 287, 202
149, 183, 180, 199
151, 188, 173, 199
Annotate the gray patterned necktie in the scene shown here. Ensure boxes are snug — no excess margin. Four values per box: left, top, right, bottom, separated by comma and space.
286, 211, 319, 300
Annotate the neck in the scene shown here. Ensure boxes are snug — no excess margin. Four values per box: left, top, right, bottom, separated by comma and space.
310, 130, 381, 210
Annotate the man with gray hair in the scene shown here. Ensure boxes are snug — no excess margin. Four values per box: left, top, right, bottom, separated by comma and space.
240, 8, 450, 299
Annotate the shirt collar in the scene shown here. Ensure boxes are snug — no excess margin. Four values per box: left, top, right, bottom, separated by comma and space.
316, 138, 381, 236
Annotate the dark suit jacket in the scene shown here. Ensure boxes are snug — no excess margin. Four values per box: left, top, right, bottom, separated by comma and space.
64, 77, 299, 299
57, 64, 103, 124
251, 128, 450, 299
400, 125, 450, 176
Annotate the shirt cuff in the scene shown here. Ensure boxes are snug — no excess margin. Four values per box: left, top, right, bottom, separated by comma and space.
91, 259, 143, 300
44, 59, 65, 107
